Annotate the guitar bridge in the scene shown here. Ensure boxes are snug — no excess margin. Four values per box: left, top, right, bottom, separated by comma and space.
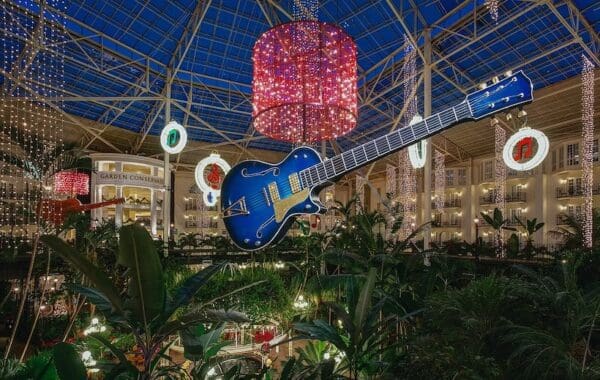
222, 197, 249, 218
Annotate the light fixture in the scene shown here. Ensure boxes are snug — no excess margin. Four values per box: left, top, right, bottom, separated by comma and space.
502, 128, 549, 171
252, 21, 357, 143
293, 294, 309, 310
83, 317, 107, 336
160, 121, 188, 154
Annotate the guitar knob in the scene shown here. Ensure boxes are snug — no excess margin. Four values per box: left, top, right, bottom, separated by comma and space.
305, 204, 312, 210
255, 240, 261, 246
244, 238, 250, 244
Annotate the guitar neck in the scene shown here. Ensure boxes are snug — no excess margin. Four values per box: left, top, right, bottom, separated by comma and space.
75, 198, 125, 212
299, 101, 473, 188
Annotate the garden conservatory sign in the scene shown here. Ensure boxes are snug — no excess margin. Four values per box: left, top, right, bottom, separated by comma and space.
96, 171, 164, 189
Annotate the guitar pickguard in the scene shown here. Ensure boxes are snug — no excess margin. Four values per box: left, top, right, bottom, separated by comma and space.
272, 188, 310, 223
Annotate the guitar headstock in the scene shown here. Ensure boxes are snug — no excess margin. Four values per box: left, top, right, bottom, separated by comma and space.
466, 71, 533, 120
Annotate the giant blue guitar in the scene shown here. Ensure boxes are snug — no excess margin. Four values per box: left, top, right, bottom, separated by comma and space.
221, 71, 534, 250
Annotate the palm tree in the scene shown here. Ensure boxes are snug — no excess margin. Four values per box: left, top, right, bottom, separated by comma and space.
480, 208, 516, 257
550, 209, 600, 251
515, 216, 544, 258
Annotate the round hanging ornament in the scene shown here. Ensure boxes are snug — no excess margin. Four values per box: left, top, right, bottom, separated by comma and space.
160, 121, 188, 154
194, 153, 231, 207
502, 127, 549, 171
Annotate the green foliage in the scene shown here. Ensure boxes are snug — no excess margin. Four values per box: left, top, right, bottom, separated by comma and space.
40, 222, 255, 378
52, 343, 86, 380
194, 267, 291, 323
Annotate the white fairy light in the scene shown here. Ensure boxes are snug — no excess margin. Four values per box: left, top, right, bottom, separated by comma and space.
397, 36, 419, 240
355, 175, 366, 213
398, 150, 417, 240
582, 55, 594, 248
486, 0, 499, 23
434, 150, 445, 213
385, 164, 397, 238
495, 125, 506, 216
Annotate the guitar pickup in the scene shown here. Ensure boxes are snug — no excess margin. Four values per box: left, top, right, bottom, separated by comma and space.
268, 182, 280, 202
289, 173, 301, 193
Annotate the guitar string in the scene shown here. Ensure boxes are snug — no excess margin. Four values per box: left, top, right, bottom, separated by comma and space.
234, 82, 522, 210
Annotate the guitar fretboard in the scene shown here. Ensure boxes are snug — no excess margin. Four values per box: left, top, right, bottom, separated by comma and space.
298, 101, 472, 189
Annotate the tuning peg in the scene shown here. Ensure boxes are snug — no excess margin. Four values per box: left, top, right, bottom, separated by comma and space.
504, 70, 513, 77
518, 109, 527, 118
506, 113, 513, 121
478, 82, 488, 90
490, 117, 499, 126
492, 76, 500, 84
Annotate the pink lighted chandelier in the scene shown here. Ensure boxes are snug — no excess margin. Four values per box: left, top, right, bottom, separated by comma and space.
54, 171, 89, 196
252, 21, 357, 143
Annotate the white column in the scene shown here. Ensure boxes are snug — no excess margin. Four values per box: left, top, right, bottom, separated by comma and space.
163, 69, 172, 243
115, 162, 123, 228
423, 28, 432, 249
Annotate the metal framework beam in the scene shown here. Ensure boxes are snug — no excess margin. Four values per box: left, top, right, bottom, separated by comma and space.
133, 0, 213, 153
545, 0, 600, 67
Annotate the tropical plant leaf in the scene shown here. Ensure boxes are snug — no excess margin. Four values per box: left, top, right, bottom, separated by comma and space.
88, 334, 137, 372
53, 343, 86, 380
353, 268, 377, 343
65, 284, 126, 324
163, 262, 225, 320
158, 309, 249, 338
40, 235, 123, 313
117, 223, 166, 326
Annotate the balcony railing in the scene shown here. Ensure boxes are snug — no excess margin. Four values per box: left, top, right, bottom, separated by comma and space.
556, 213, 582, 226
505, 192, 527, 203
430, 199, 462, 208
555, 184, 600, 199
479, 192, 526, 205
433, 220, 462, 228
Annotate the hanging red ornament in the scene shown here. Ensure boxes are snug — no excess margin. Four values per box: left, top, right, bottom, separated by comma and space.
206, 164, 221, 190
54, 171, 89, 196
252, 21, 357, 143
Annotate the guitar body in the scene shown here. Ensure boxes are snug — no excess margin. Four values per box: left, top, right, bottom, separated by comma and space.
38, 198, 125, 225
221, 147, 326, 251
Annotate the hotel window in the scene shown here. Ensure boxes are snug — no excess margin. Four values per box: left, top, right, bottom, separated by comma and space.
483, 161, 493, 181
509, 208, 522, 223
446, 169, 455, 186
510, 184, 523, 196
458, 168, 467, 185
558, 146, 564, 168
566, 143, 579, 166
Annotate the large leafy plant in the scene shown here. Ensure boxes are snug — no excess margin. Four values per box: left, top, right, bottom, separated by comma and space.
41, 223, 256, 378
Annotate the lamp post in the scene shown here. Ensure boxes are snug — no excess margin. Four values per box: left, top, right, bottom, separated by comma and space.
473, 217, 480, 250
